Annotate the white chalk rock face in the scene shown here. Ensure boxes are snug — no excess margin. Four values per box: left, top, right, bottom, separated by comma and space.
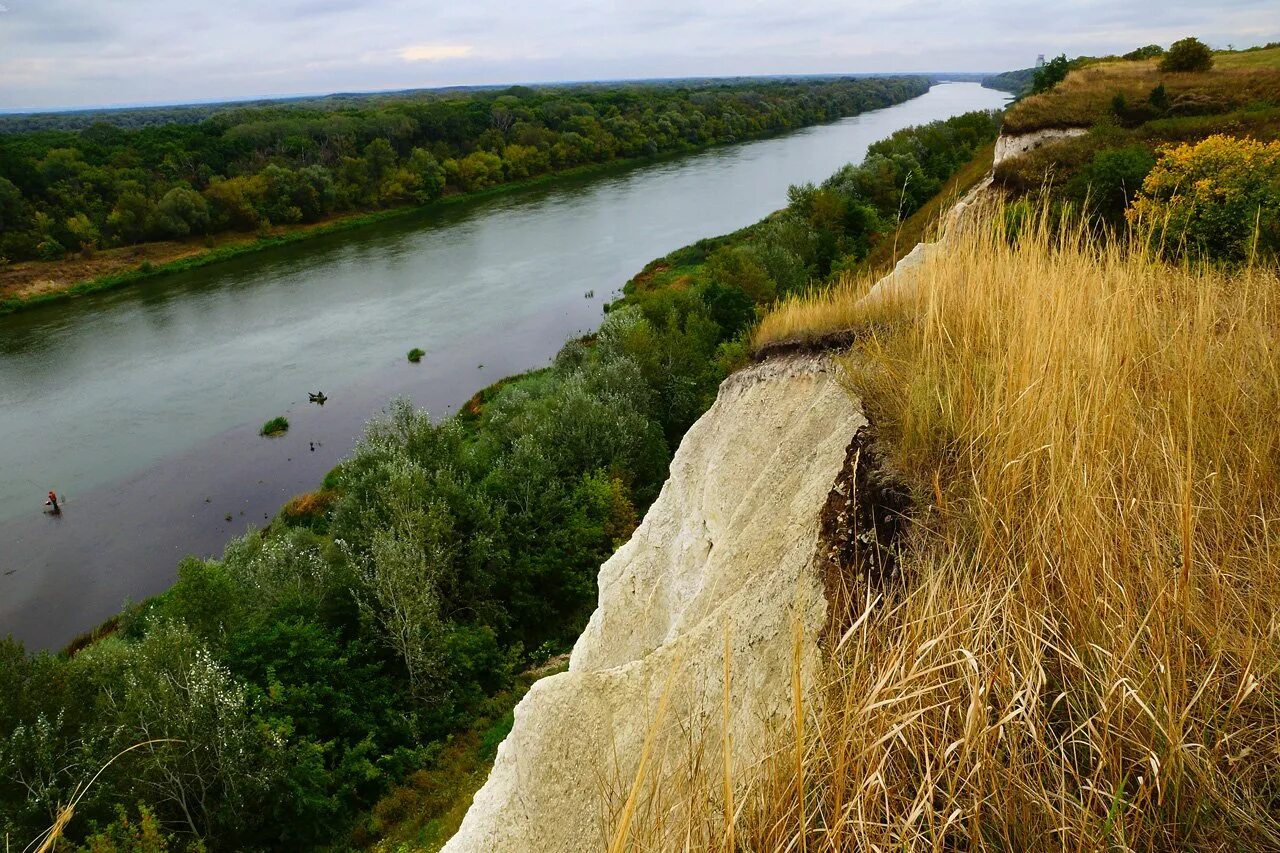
992, 126, 1088, 168
443, 355, 864, 853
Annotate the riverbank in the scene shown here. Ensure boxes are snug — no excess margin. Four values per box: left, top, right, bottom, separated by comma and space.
0, 101, 926, 315
0, 154, 682, 314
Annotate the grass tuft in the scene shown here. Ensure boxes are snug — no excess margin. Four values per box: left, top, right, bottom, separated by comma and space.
259, 416, 289, 437
407, 347, 426, 363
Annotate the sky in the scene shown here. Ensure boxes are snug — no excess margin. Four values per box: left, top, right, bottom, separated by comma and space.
0, 0, 1276, 112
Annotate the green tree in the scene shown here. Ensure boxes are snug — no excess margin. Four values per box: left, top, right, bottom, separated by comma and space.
454, 151, 505, 191
153, 187, 211, 237
1123, 44, 1165, 61
1069, 145, 1156, 221
105, 187, 156, 244
1160, 37, 1214, 72
65, 212, 101, 250
0, 176, 26, 232
1032, 54, 1071, 94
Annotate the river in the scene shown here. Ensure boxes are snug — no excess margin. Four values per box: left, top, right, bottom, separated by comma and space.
0, 82, 1009, 650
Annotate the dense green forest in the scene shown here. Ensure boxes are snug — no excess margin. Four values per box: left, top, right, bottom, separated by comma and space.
0, 77, 928, 263
0, 108, 1000, 851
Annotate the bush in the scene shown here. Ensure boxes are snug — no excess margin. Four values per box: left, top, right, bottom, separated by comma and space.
37, 236, 66, 260
407, 347, 425, 363
1128, 134, 1280, 260
1160, 37, 1214, 72
260, 416, 289, 436
1069, 145, 1157, 221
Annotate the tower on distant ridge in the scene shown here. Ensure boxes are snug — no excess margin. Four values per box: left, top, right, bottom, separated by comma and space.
1036, 54, 1046, 67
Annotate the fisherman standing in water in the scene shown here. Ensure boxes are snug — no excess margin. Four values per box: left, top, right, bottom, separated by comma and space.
45, 490, 60, 514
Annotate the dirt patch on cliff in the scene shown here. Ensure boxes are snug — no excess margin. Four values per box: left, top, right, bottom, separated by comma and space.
814, 423, 912, 645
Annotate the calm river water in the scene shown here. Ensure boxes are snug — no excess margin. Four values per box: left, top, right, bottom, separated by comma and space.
0, 82, 1008, 649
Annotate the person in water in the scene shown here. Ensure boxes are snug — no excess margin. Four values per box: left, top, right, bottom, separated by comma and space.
46, 490, 60, 514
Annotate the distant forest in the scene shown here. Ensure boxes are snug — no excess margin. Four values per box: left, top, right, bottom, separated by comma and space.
0, 77, 929, 263
981, 68, 1036, 94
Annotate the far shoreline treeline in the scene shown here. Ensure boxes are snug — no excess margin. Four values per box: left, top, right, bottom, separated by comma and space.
0, 76, 929, 307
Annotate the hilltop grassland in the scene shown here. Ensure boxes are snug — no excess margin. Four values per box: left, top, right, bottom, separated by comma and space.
1003, 46, 1280, 133
989, 43, 1280, 261
624, 206, 1280, 850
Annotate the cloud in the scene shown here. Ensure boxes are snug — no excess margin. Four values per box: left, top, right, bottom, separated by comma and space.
0, 0, 1276, 111
398, 43, 475, 62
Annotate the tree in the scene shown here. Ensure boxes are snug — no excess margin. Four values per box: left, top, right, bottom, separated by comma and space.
1031, 54, 1071, 94
154, 187, 211, 237
0, 176, 26, 232
1069, 145, 1156, 221
1123, 44, 1165, 61
404, 148, 445, 203
357, 525, 449, 705
90, 622, 283, 841
453, 151, 504, 192
1160, 37, 1213, 72
203, 176, 260, 231
105, 187, 156, 244
65, 213, 100, 250
362, 139, 396, 188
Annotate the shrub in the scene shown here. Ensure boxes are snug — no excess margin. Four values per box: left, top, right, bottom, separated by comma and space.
1069, 145, 1157, 221
36, 237, 66, 260
1128, 134, 1280, 260
260, 416, 289, 436
407, 347, 425, 363
1160, 37, 1214, 72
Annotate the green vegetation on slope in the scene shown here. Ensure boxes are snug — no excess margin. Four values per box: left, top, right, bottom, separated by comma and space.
0, 77, 928, 266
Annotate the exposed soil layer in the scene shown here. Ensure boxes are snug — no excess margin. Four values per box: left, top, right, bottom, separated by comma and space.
814, 423, 913, 645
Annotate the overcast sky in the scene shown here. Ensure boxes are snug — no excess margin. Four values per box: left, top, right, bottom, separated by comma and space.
1, 0, 1276, 112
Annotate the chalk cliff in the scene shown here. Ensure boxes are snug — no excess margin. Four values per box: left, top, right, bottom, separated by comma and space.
443, 354, 864, 852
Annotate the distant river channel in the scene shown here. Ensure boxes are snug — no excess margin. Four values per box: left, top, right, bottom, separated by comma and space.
0, 83, 1009, 650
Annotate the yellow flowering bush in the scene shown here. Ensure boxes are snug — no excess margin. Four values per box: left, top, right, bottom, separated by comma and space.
1127, 134, 1280, 261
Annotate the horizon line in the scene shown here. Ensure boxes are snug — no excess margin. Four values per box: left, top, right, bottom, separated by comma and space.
0, 71, 1006, 117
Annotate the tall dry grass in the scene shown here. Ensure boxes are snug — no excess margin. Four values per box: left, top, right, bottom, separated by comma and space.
621, 207, 1280, 850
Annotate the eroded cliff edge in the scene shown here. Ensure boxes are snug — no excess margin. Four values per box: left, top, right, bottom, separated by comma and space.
443, 354, 865, 852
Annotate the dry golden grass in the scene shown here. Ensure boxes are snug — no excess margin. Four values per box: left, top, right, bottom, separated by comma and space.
624, 207, 1280, 850
751, 274, 878, 349
1005, 56, 1280, 133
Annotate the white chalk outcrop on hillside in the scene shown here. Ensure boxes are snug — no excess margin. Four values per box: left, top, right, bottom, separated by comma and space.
992, 126, 1088, 168
443, 355, 864, 852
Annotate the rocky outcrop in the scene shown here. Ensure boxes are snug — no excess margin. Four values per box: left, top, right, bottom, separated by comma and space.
862, 126, 1088, 308
992, 126, 1088, 168
443, 355, 866, 852
859, 174, 991, 308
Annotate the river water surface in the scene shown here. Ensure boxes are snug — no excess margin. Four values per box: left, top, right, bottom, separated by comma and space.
0, 82, 1008, 649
